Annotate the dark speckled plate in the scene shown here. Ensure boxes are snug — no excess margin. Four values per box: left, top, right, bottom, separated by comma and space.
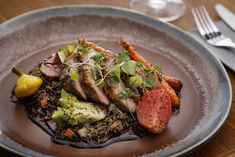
0, 5, 232, 157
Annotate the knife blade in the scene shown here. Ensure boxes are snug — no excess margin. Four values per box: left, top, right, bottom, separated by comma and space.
215, 4, 235, 31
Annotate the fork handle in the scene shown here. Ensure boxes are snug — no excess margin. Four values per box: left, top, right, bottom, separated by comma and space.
216, 38, 235, 49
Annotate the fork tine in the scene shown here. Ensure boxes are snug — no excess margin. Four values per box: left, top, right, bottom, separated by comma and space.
194, 7, 211, 40
192, 9, 206, 38
198, 6, 215, 37
201, 5, 221, 36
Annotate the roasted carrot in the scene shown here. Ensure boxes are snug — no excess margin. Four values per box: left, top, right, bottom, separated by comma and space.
78, 39, 115, 55
120, 38, 181, 107
120, 39, 182, 89
160, 78, 180, 106
120, 39, 153, 69
39, 99, 48, 108
64, 128, 75, 138
161, 74, 183, 91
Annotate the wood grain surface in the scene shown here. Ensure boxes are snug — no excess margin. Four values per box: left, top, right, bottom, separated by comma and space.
0, 0, 234, 156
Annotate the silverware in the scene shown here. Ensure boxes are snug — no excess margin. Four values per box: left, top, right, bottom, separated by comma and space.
192, 5, 235, 48
215, 4, 235, 31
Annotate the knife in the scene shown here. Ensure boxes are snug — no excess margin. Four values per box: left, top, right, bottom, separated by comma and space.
215, 4, 235, 31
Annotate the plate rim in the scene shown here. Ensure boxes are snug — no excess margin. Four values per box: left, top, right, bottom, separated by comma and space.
0, 5, 232, 157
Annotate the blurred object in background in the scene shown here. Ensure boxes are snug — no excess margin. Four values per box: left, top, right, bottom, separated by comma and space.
129, 0, 186, 22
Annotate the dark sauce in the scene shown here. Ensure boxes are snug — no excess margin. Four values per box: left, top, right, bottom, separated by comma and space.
10, 68, 148, 148
11, 96, 146, 148
10, 67, 179, 148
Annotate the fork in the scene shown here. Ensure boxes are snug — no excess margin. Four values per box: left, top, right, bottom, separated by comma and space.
192, 5, 235, 48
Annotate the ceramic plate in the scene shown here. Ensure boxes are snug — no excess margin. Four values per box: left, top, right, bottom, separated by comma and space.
0, 5, 232, 157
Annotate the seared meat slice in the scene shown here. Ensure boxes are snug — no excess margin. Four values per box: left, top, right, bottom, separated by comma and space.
60, 59, 87, 100
77, 39, 137, 111
104, 78, 137, 112
79, 58, 110, 105
40, 53, 61, 79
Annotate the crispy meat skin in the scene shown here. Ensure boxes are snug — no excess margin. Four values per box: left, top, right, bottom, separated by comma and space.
136, 88, 172, 133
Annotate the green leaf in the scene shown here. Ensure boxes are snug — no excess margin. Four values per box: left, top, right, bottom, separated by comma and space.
119, 88, 134, 99
110, 64, 121, 82
79, 45, 90, 55
58, 50, 66, 63
95, 79, 105, 88
92, 53, 104, 62
136, 61, 143, 67
129, 75, 143, 88
143, 66, 153, 73
91, 67, 98, 80
79, 39, 89, 55
92, 65, 102, 81
144, 76, 156, 88
95, 64, 101, 71
80, 39, 86, 45
122, 61, 136, 75
58, 47, 67, 54
154, 65, 161, 71
69, 72, 79, 81
67, 45, 76, 53
117, 50, 130, 63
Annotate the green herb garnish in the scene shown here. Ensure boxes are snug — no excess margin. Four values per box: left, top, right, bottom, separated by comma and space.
117, 50, 130, 63
58, 47, 67, 54
120, 88, 136, 121
122, 61, 136, 75
119, 88, 135, 99
144, 76, 156, 88
67, 44, 76, 53
110, 64, 121, 82
79, 45, 90, 55
129, 75, 143, 88
136, 61, 144, 67
143, 66, 153, 73
58, 50, 66, 63
69, 72, 79, 81
154, 65, 161, 71
95, 79, 105, 88
91, 67, 98, 81
92, 53, 104, 62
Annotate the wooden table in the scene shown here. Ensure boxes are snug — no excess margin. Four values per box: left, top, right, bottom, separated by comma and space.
0, 0, 234, 156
